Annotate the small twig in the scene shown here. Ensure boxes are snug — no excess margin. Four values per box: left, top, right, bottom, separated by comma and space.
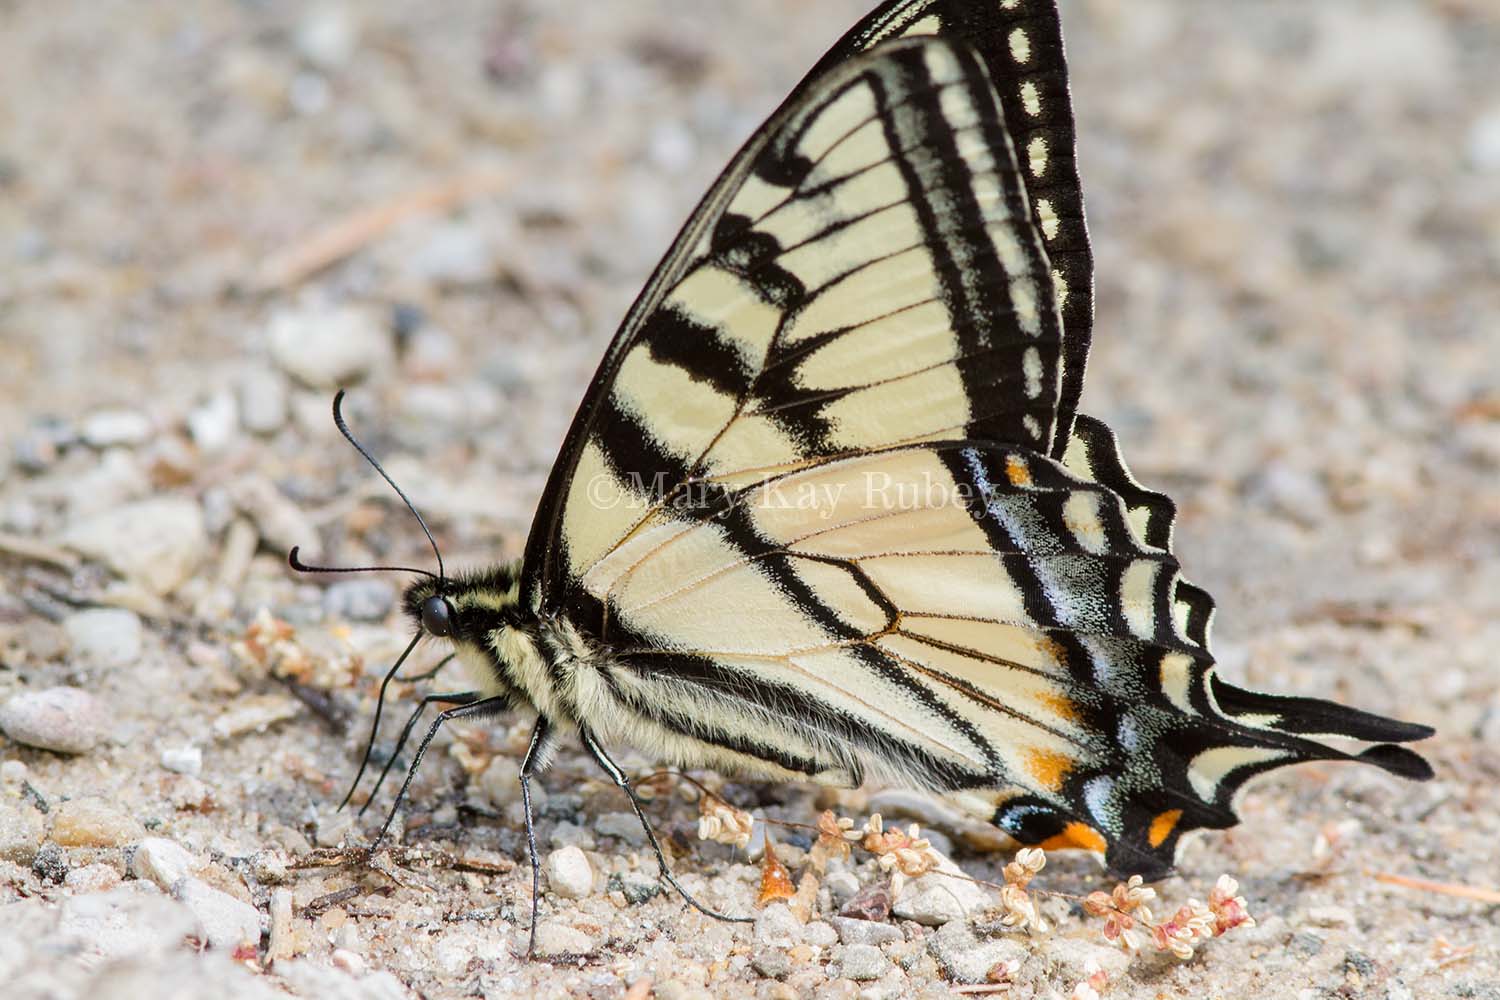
254, 171, 509, 290
950, 985, 1014, 995
1372, 871, 1500, 905
0, 532, 79, 570
301, 885, 365, 918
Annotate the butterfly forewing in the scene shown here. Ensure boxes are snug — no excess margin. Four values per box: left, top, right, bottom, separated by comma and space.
810, 0, 1094, 460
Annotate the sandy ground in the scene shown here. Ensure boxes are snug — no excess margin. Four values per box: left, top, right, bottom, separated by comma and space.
2, 1, 1498, 998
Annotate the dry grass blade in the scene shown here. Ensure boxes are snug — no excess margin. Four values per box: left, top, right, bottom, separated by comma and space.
1372, 871, 1500, 904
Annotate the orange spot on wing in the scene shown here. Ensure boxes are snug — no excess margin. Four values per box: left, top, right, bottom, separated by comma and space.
1038, 691, 1078, 723
1025, 748, 1072, 791
1148, 809, 1183, 849
1039, 821, 1107, 854
1004, 455, 1032, 487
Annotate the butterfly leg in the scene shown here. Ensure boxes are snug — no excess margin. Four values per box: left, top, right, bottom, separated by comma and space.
579, 728, 752, 926
371, 695, 510, 849
520, 715, 558, 957
357, 689, 479, 817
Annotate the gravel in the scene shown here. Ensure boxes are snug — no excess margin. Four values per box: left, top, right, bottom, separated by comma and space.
0, 2, 1494, 998
0, 687, 110, 754
173, 878, 262, 950
130, 838, 201, 890
544, 845, 594, 899
62, 608, 143, 669
837, 942, 889, 981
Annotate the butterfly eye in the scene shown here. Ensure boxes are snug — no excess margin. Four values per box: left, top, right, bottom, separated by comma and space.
421, 595, 455, 638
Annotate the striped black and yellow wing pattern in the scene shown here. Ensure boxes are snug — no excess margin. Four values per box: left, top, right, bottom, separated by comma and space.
483, 12, 1435, 879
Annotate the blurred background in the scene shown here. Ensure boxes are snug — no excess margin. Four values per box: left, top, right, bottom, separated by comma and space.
1, 1, 1497, 997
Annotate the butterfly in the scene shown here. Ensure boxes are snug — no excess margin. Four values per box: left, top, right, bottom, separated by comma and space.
296, 0, 1433, 950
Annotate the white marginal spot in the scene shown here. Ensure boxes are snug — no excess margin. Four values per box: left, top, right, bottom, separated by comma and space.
1036, 198, 1060, 240
1000, 0, 1021, 9
1023, 413, 1042, 441
901, 14, 942, 36
1120, 559, 1161, 639
1187, 746, 1288, 803
1061, 489, 1107, 554
1052, 267, 1069, 309
1022, 345, 1043, 399
1008, 28, 1031, 65
1159, 653, 1196, 713
1027, 135, 1048, 179
1020, 80, 1041, 118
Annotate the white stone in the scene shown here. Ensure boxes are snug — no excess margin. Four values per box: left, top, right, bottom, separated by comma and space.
545, 845, 594, 899
829, 915, 903, 947
188, 391, 240, 454
476, 754, 521, 808
1468, 108, 1500, 172
753, 902, 803, 948
531, 921, 593, 957
80, 409, 153, 448
160, 744, 203, 776
926, 921, 1029, 985
57, 885, 201, 963
0, 686, 109, 754
131, 837, 202, 889
62, 497, 208, 596
238, 366, 290, 434
63, 607, 143, 668
266, 303, 393, 389
891, 851, 992, 926
174, 878, 262, 949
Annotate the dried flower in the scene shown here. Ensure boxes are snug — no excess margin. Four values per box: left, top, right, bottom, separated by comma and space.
696, 795, 753, 850
811, 810, 860, 866
1207, 874, 1255, 935
1002, 846, 1046, 888
1085, 874, 1156, 953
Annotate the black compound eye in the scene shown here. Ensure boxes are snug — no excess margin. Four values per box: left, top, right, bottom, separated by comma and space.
421, 595, 455, 638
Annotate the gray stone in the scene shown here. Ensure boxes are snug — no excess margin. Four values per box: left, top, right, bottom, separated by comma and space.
595, 810, 648, 845
267, 303, 393, 389
63, 607, 143, 668
825, 870, 861, 906
323, 578, 396, 622
890, 852, 991, 926
131, 837, 201, 889
829, 915, 903, 947
238, 367, 290, 434
80, 409, 152, 448
0, 800, 44, 863
62, 497, 207, 596
476, 754, 521, 807
407, 221, 501, 287
754, 902, 804, 948
531, 921, 593, 956
751, 946, 792, 979
926, 921, 1030, 985
838, 943, 888, 981
548, 819, 596, 849
606, 870, 661, 905
0, 686, 109, 754
174, 877, 262, 949
545, 845, 594, 899
803, 920, 839, 948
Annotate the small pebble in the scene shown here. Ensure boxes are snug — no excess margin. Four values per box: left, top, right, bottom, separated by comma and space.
803, 921, 839, 948
174, 877, 262, 949
754, 902, 804, 948
890, 852, 990, 926
595, 811, 647, 845
476, 754, 522, 808
0, 799, 45, 863
32, 841, 70, 882
238, 366, 290, 435
160, 744, 203, 776
62, 607, 143, 668
330, 948, 366, 975
315, 811, 354, 848
79, 409, 152, 448
213, 693, 302, 740
1043, 936, 1132, 983
824, 871, 861, 906
545, 845, 595, 899
323, 578, 396, 622
548, 819, 596, 850
406, 221, 501, 287
64, 863, 122, 893
295, 5, 358, 68
838, 943, 888, 982
267, 888, 296, 962
51, 798, 146, 847
0, 686, 110, 754
531, 921, 593, 957
13, 417, 73, 473
0, 759, 28, 784
751, 947, 792, 980
131, 837, 201, 889
1306, 904, 1357, 929
828, 916, 903, 948
187, 390, 240, 454
606, 870, 661, 905
926, 921, 1029, 985
61, 497, 208, 596
266, 303, 393, 388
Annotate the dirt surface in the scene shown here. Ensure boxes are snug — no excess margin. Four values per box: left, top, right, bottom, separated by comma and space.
2, 1, 1497, 998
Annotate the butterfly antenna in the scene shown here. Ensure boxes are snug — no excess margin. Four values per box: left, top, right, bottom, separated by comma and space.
287, 546, 438, 580
331, 389, 446, 581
